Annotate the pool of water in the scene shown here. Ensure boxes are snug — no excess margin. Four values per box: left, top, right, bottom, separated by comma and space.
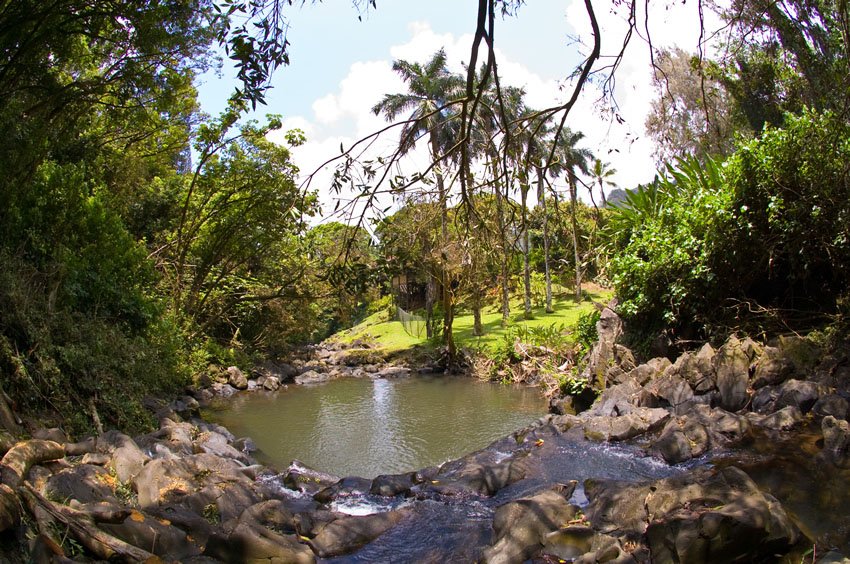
203, 375, 547, 478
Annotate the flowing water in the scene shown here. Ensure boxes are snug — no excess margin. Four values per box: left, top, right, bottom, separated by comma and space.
204, 376, 847, 560
204, 375, 546, 478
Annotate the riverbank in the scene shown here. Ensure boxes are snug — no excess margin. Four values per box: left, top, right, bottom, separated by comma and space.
1, 307, 849, 562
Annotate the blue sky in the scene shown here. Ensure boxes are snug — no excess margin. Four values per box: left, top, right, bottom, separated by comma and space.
195, 1, 725, 220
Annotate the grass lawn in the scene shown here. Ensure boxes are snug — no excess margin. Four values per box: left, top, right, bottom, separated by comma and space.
331, 284, 614, 357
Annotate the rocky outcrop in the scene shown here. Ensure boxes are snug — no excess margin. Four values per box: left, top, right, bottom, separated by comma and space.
482, 483, 579, 564
585, 466, 799, 563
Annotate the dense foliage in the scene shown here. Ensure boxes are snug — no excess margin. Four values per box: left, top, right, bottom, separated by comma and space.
608, 110, 850, 345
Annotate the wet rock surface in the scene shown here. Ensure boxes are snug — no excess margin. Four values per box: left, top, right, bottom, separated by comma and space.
1, 319, 848, 562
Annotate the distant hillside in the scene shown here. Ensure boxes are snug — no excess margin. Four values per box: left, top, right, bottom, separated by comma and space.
606, 188, 629, 206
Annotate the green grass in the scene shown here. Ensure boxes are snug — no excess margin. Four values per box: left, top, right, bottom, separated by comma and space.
331, 284, 614, 357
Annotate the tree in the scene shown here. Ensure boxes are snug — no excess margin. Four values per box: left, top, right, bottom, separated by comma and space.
550, 129, 592, 301
372, 49, 464, 357
590, 159, 617, 207
645, 47, 739, 163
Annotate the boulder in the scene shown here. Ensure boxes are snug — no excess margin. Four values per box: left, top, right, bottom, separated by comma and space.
133, 453, 252, 509
751, 385, 780, 413
313, 476, 372, 504
370, 472, 420, 497
541, 528, 631, 563
580, 306, 624, 388
434, 454, 530, 496
205, 522, 315, 563
751, 346, 794, 388
482, 484, 579, 564
812, 394, 850, 420
32, 427, 68, 444
261, 375, 281, 391
582, 408, 670, 442
227, 366, 248, 390
822, 416, 850, 467
675, 343, 717, 394
644, 372, 695, 414
193, 430, 251, 464
653, 416, 711, 464
375, 366, 411, 379
210, 382, 238, 398
284, 460, 340, 495
714, 336, 750, 412
44, 464, 119, 505
746, 406, 804, 431
97, 430, 150, 483
307, 509, 410, 558
586, 378, 644, 417
774, 379, 824, 414
295, 370, 331, 386
100, 508, 200, 560
585, 467, 799, 563
627, 357, 672, 386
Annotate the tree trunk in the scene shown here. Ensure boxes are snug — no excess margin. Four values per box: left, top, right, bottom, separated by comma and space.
0, 484, 20, 533
0, 439, 65, 489
493, 161, 511, 327
569, 175, 582, 302
472, 287, 484, 336
539, 169, 553, 313
431, 133, 454, 360
21, 485, 157, 562
521, 185, 532, 319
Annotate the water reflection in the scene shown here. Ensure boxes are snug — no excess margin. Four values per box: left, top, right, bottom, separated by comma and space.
204, 376, 546, 478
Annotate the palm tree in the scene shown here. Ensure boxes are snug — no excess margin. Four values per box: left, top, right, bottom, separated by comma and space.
551, 129, 593, 301
372, 49, 463, 357
591, 158, 617, 207
470, 73, 526, 327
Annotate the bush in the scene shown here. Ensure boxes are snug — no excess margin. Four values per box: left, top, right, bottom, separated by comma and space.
607, 155, 732, 338
607, 109, 850, 340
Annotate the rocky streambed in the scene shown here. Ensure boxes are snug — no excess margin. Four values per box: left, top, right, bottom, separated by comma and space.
1, 308, 850, 562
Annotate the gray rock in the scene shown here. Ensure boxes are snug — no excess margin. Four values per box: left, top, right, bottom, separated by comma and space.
751, 346, 794, 388
812, 394, 850, 420
582, 408, 670, 442
210, 382, 237, 398
644, 372, 695, 414
227, 366, 248, 390
295, 370, 331, 385
822, 416, 850, 467
774, 379, 824, 414
133, 453, 251, 509
370, 472, 420, 497
675, 343, 717, 394
101, 508, 200, 560
653, 416, 711, 464
262, 375, 281, 391
714, 336, 750, 412
205, 522, 315, 562
45, 464, 119, 504
752, 385, 780, 413
627, 357, 672, 386
586, 378, 644, 417
284, 460, 340, 495
32, 427, 68, 444
586, 467, 798, 563
307, 509, 410, 558
747, 406, 804, 431
483, 484, 579, 564
193, 430, 250, 464
97, 430, 150, 483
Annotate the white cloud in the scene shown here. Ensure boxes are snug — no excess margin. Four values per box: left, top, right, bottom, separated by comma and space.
270, 7, 729, 221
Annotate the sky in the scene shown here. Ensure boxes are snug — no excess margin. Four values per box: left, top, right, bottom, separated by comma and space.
196, 0, 726, 222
